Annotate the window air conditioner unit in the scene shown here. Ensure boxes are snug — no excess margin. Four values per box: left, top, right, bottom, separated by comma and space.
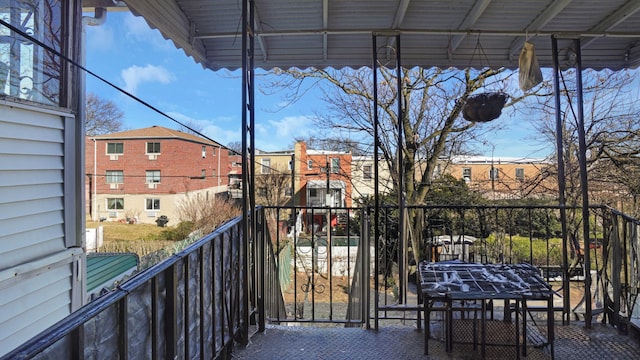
148, 154, 158, 160
109, 155, 119, 161
110, 183, 118, 190
148, 183, 157, 189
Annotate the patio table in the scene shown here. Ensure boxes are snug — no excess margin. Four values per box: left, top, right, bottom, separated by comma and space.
420, 261, 554, 359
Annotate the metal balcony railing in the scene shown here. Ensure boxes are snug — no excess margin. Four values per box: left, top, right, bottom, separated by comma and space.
5, 204, 640, 359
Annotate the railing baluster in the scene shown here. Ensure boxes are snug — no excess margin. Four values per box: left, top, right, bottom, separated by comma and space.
199, 246, 206, 360
184, 254, 191, 358
151, 277, 158, 360
164, 265, 177, 359
118, 296, 128, 360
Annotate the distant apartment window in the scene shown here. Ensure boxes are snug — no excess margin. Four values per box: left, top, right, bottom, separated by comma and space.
362, 165, 373, 180
146, 170, 161, 183
212, 169, 217, 177
308, 160, 313, 170
288, 160, 293, 170
212, 147, 217, 156
331, 158, 340, 174
107, 198, 124, 210
146, 198, 160, 211
285, 186, 293, 196
201, 169, 206, 178
489, 167, 499, 180
106, 170, 124, 184
515, 168, 525, 181
232, 161, 239, 167
202, 146, 207, 158
309, 188, 318, 197
261, 158, 271, 174
462, 167, 471, 182
107, 142, 124, 154
146, 142, 161, 154
257, 187, 267, 196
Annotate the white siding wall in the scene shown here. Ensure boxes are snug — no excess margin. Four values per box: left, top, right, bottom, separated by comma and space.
0, 102, 83, 357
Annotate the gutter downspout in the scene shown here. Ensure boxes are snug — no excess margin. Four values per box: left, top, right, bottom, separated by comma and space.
82, 8, 107, 223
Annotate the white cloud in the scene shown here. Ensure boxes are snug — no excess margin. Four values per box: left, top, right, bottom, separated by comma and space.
123, 13, 173, 51
267, 115, 313, 138
246, 115, 316, 151
121, 65, 175, 94
165, 112, 241, 147
85, 25, 115, 52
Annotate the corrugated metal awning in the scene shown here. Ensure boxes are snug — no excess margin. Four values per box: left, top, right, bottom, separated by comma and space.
105, 0, 640, 71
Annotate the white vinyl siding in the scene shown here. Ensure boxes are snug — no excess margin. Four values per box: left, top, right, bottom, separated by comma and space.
0, 102, 82, 357
0, 105, 67, 268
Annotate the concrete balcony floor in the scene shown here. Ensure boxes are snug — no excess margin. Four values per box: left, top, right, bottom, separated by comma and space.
232, 321, 640, 360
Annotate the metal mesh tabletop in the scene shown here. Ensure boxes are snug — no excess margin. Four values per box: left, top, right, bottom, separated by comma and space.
419, 261, 552, 300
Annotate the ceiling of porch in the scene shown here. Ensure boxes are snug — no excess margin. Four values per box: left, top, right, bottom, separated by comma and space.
84, 0, 640, 71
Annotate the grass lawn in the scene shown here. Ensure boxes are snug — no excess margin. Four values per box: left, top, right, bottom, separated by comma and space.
86, 221, 176, 257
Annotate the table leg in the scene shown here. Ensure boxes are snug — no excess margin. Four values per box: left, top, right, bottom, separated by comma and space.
424, 298, 429, 355
481, 299, 487, 359
548, 295, 555, 360
515, 299, 520, 360
522, 299, 528, 357
446, 299, 453, 352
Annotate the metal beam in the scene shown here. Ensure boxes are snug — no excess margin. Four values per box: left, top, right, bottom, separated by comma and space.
252, 5, 269, 61
582, 0, 640, 48
385, 0, 411, 61
508, 0, 573, 59
448, 0, 492, 57
323, 0, 328, 60
196, 28, 640, 40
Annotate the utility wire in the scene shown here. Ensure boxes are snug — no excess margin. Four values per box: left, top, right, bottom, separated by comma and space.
0, 18, 221, 147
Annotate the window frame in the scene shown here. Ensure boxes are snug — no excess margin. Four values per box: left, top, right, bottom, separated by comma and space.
261, 158, 271, 174
146, 142, 161, 154
107, 198, 124, 210
330, 158, 340, 174
462, 167, 472, 181
515, 168, 525, 181
362, 165, 373, 180
107, 142, 124, 155
145, 170, 161, 183
106, 170, 124, 184
489, 167, 499, 180
0, 0, 63, 106
145, 198, 161, 211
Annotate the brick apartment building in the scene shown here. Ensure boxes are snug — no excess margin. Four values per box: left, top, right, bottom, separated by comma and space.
85, 126, 240, 224
252, 141, 353, 233
440, 155, 555, 199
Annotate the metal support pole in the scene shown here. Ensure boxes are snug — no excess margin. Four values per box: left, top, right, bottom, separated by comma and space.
372, 33, 380, 330
551, 36, 571, 324
241, 0, 257, 339
574, 39, 592, 328
395, 34, 407, 305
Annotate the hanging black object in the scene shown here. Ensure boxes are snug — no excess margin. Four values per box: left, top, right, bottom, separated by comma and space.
462, 92, 508, 122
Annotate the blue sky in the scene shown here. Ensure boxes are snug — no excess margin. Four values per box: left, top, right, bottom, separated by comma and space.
85, 11, 547, 158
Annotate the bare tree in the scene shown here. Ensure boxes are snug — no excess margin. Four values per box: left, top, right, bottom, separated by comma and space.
176, 195, 241, 235
255, 164, 292, 207
534, 69, 640, 216
178, 120, 204, 135
266, 65, 546, 262
227, 141, 243, 154
85, 92, 124, 135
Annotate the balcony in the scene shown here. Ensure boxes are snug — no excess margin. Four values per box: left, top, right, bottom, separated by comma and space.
5, 204, 640, 359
